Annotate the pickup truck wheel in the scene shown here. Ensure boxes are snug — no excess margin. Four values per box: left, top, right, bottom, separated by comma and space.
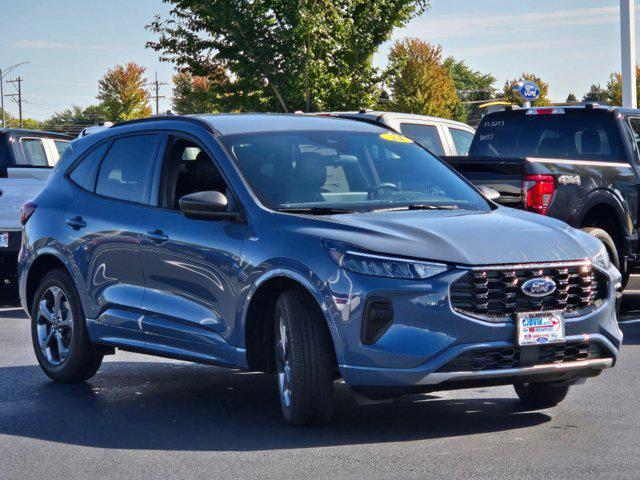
514, 382, 570, 408
580, 227, 628, 288
274, 289, 334, 427
31, 269, 103, 383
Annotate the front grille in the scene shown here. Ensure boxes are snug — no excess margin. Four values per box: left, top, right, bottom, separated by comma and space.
436, 341, 608, 372
450, 262, 608, 321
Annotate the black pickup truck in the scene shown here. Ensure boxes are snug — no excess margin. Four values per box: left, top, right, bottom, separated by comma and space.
444, 105, 640, 287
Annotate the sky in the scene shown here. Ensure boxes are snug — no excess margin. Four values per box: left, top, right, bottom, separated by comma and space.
0, 0, 638, 120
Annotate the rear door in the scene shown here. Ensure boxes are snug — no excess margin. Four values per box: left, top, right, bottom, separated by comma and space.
398, 122, 447, 156
62, 133, 161, 345
0, 136, 52, 231
446, 127, 475, 156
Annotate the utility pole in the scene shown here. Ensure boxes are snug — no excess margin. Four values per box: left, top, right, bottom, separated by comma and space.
148, 72, 167, 115
0, 61, 29, 128
620, 0, 637, 108
6, 77, 23, 128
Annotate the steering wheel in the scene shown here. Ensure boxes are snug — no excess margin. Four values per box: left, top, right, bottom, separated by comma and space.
370, 182, 400, 198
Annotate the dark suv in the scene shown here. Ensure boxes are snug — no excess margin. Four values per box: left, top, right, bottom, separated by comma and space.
18, 114, 621, 426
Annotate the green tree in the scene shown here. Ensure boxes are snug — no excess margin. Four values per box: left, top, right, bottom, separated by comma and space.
97, 62, 152, 121
45, 105, 107, 128
566, 93, 577, 103
172, 72, 227, 114
147, 0, 429, 113
605, 67, 640, 107
385, 38, 458, 118
502, 73, 551, 107
443, 56, 495, 122
582, 84, 608, 103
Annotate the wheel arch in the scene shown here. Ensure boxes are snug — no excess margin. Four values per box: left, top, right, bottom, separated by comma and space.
24, 249, 76, 314
240, 269, 342, 373
577, 191, 630, 261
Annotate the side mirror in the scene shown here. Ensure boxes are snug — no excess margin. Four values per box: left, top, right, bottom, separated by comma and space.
478, 186, 501, 202
178, 191, 238, 221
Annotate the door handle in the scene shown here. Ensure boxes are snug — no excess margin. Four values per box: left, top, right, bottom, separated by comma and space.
65, 216, 86, 230
145, 230, 169, 243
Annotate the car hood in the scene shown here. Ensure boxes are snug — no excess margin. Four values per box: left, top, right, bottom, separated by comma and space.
290, 207, 599, 266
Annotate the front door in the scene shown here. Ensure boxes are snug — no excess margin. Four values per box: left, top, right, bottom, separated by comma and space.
139, 136, 249, 366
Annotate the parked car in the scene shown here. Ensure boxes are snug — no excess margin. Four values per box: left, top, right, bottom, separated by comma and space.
319, 110, 475, 156
78, 122, 113, 138
443, 104, 640, 288
18, 114, 621, 426
0, 129, 71, 299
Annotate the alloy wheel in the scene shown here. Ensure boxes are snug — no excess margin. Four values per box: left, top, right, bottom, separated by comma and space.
36, 286, 73, 365
276, 316, 292, 408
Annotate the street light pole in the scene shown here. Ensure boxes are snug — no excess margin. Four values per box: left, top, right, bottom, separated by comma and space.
621, 0, 637, 108
0, 61, 29, 128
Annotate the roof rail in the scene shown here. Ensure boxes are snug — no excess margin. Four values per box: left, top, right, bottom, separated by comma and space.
112, 114, 220, 135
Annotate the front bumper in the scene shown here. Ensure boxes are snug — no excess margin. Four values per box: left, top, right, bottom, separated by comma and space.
329, 262, 622, 389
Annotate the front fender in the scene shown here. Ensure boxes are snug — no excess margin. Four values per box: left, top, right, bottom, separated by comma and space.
237, 263, 345, 365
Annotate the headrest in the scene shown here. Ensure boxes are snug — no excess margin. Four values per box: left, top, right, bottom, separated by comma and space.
293, 152, 327, 191
580, 130, 601, 155
193, 151, 226, 192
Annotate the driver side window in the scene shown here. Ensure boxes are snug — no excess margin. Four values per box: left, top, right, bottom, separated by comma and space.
160, 138, 234, 211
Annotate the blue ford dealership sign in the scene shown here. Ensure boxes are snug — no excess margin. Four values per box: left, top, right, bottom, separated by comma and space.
513, 81, 541, 102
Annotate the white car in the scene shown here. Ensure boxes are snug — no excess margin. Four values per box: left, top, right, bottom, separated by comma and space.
0, 129, 71, 298
318, 110, 476, 156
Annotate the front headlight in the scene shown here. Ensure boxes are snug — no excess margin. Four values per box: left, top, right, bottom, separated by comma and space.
592, 244, 611, 270
324, 241, 448, 280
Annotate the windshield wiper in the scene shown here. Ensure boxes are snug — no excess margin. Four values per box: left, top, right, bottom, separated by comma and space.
276, 207, 357, 215
373, 204, 460, 212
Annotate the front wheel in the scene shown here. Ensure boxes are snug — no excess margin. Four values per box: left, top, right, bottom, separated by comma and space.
274, 289, 335, 426
514, 382, 570, 408
31, 269, 103, 383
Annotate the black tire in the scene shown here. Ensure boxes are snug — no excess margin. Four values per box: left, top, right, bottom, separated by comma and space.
514, 382, 570, 408
274, 289, 335, 426
581, 227, 628, 289
31, 268, 102, 383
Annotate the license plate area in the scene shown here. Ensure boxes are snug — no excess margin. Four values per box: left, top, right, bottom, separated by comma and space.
0, 233, 8, 248
516, 311, 565, 346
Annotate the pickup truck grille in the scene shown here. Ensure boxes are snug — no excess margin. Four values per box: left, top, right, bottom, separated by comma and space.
450, 262, 607, 321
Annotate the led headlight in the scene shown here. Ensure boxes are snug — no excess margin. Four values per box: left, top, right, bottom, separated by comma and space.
324, 241, 448, 280
592, 244, 611, 270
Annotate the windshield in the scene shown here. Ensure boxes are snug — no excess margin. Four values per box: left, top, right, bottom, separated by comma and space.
220, 130, 490, 213
471, 113, 624, 161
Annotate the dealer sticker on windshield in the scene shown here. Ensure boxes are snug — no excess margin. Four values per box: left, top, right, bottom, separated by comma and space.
0, 233, 8, 248
379, 132, 413, 143
516, 311, 565, 346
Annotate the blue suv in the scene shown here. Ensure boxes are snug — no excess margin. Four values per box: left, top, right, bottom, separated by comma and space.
18, 114, 622, 426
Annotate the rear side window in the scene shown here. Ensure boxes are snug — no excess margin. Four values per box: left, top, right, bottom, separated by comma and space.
54, 140, 70, 158
399, 123, 445, 156
70, 142, 111, 192
20, 138, 48, 166
449, 128, 474, 156
95, 135, 159, 204
471, 114, 624, 161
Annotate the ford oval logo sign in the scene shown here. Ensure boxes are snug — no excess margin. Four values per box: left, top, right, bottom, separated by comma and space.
513, 80, 541, 102
521, 278, 556, 297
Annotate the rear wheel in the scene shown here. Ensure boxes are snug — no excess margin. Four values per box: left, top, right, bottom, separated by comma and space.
514, 382, 570, 408
274, 289, 334, 426
31, 269, 102, 383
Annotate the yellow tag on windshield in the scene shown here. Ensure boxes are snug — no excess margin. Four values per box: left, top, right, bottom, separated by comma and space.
379, 132, 413, 143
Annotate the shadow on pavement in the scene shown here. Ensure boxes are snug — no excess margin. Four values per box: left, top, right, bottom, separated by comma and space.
0, 361, 550, 451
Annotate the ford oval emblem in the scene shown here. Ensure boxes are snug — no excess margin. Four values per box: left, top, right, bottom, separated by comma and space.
521, 278, 556, 297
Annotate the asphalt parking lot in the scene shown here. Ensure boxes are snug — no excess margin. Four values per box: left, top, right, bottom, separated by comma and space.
1, 291, 639, 480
